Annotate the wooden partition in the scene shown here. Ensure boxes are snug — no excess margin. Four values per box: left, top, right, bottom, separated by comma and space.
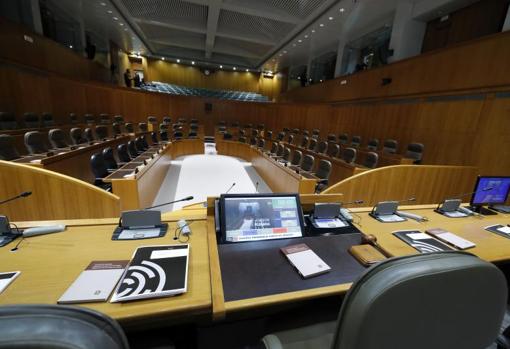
0, 160, 120, 221
322, 165, 479, 206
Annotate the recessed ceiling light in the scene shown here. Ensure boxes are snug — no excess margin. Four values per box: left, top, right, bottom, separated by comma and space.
131, 36, 135, 39
219, 65, 223, 68
113, 16, 118, 20
292, 43, 296, 47
176, 59, 180, 63
311, 29, 316, 33
124, 28, 128, 31
162, 57, 165, 60
233, 67, 236, 70
100, 2, 106, 6
245, 69, 249, 72
319, 23, 324, 27
119, 23, 124, 26
339, 8, 345, 12
304, 35, 308, 38
298, 39, 302, 43
69, 45, 73, 48
283, 50, 287, 53
329, 16, 334, 20
107, 10, 112, 14
191, 61, 195, 65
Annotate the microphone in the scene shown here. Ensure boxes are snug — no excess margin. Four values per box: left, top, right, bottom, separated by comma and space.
436, 187, 494, 213
341, 200, 364, 206
225, 182, 236, 194
0, 191, 32, 206
371, 197, 416, 215
144, 196, 194, 210
255, 182, 259, 192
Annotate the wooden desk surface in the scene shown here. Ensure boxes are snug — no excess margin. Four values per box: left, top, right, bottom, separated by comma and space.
0, 216, 211, 329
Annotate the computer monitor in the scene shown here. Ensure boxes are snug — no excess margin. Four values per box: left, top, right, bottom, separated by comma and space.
469, 176, 510, 214
220, 194, 305, 243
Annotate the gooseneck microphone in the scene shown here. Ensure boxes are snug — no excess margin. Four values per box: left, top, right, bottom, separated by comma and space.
144, 196, 194, 210
0, 191, 32, 206
225, 182, 236, 194
371, 197, 416, 215
341, 200, 364, 206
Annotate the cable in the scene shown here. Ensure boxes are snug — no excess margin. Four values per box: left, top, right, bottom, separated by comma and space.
9, 223, 24, 252
173, 220, 194, 243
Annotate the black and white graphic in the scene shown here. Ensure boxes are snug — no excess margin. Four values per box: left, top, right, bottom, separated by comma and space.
111, 244, 189, 302
393, 230, 454, 253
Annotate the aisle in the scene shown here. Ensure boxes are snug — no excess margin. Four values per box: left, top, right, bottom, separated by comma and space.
152, 152, 272, 212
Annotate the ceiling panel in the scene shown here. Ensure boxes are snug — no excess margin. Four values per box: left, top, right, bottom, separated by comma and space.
223, 0, 330, 20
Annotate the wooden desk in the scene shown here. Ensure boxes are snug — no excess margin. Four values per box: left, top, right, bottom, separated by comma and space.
0, 216, 211, 330
216, 140, 318, 194
13, 136, 130, 183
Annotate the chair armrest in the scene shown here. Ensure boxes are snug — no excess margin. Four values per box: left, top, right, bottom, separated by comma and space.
497, 326, 510, 349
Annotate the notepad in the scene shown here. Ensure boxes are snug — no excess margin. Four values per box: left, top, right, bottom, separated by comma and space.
281, 243, 331, 278
0, 271, 20, 294
377, 214, 406, 223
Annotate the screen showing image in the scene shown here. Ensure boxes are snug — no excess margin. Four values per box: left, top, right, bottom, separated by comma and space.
223, 196, 303, 242
471, 177, 510, 205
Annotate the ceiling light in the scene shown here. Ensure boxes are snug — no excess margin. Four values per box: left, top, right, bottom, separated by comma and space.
279, 53, 282, 56
107, 10, 112, 13
124, 28, 128, 31
233, 67, 236, 70
245, 69, 249, 72
219, 65, 223, 68
176, 59, 180, 63
339, 8, 345, 12
329, 16, 334, 20
100, 2, 106, 6
191, 61, 195, 65
298, 39, 302, 43
320, 23, 324, 27
283, 50, 287, 53
113, 17, 118, 20
292, 43, 296, 47
311, 29, 316, 33
69, 45, 73, 49
162, 57, 165, 60
304, 35, 308, 38
119, 23, 124, 26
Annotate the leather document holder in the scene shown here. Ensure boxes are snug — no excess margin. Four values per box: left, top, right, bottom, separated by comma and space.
349, 244, 386, 266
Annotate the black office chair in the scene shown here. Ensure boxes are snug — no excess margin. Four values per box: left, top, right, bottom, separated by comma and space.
147, 116, 157, 125
268, 142, 278, 155
0, 304, 129, 349
84, 113, 96, 125
117, 144, 132, 162
0, 112, 18, 130
342, 147, 357, 164
188, 131, 198, 139
286, 134, 294, 144
138, 122, 148, 133
383, 139, 398, 154
124, 123, 134, 133
173, 131, 183, 140
261, 251, 507, 349
217, 126, 227, 134
257, 123, 265, 131
140, 135, 149, 149
48, 129, 69, 149
300, 154, 315, 172
338, 133, 349, 145
290, 150, 302, 167
99, 113, 110, 125
275, 143, 285, 157
238, 136, 247, 143
327, 143, 340, 158
24, 131, 49, 154
317, 141, 328, 154
313, 159, 332, 193
24, 112, 40, 128
252, 129, 259, 137
70, 128, 87, 145
112, 122, 122, 136
281, 147, 291, 162
83, 128, 95, 143
311, 129, 320, 139
266, 130, 273, 140
277, 131, 285, 141
367, 138, 379, 151
159, 130, 169, 142
0, 134, 21, 160
69, 113, 79, 125
90, 153, 112, 190
173, 123, 183, 131
190, 124, 199, 131
308, 138, 317, 151
223, 132, 233, 140
302, 130, 310, 137
178, 117, 187, 124
95, 126, 109, 140
257, 138, 265, 150
41, 112, 55, 127
406, 142, 424, 164
291, 128, 299, 135
363, 151, 379, 169
127, 140, 139, 158
134, 137, 146, 152
113, 115, 124, 124
250, 137, 257, 146
162, 116, 171, 125
159, 123, 168, 131
327, 134, 337, 142
300, 136, 309, 148
351, 135, 362, 148
102, 147, 119, 169
151, 132, 159, 144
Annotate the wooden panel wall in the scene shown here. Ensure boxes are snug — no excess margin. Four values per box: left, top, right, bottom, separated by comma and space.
279, 30, 510, 103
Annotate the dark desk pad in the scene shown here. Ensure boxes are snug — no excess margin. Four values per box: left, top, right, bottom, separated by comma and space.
219, 234, 366, 302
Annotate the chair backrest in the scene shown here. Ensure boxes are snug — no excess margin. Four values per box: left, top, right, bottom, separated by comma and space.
190, 124, 198, 131
162, 116, 171, 124
83, 128, 95, 142
406, 142, 425, 164
286, 134, 294, 144
24, 112, 40, 128
301, 154, 315, 172
95, 125, 109, 140
117, 144, 131, 162
178, 117, 187, 123
239, 129, 246, 136
84, 113, 96, 125
270, 142, 278, 153
312, 129, 320, 136
69, 113, 78, 124
367, 138, 379, 151
317, 141, 328, 154
332, 252, 507, 349
90, 153, 110, 182
257, 138, 265, 149
351, 135, 361, 148
338, 133, 348, 145
266, 130, 272, 140
327, 143, 340, 158
252, 129, 259, 137
102, 147, 118, 169
0, 134, 20, 160
140, 135, 149, 149
315, 159, 332, 180
113, 115, 124, 123
147, 116, 157, 124
276, 143, 285, 156
383, 139, 398, 154
124, 123, 134, 133
138, 122, 148, 132
151, 131, 158, 143
283, 147, 291, 161
127, 140, 138, 158
188, 131, 198, 138
342, 147, 357, 164
70, 128, 86, 145
0, 112, 18, 130
238, 136, 246, 143
223, 132, 233, 140
112, 122, 122, 136
134, 137, 145, 151
24, 131, 48, 154
99, 113, 110, 125
327, 134, 337, 142
300, 136, 309, 148
159, 130, 169, 141
0, 304, 130, 349
363, 151, 379, 168
290, 150, 302, 166
302, 130, 310, 136
173, 131, 183, 139
277, 131, 285, 141
159, 123, 168, 131
308, 138, 317, 151
249, 137, 257, 145
48, 129, 68, 148
42, 112, 54, 127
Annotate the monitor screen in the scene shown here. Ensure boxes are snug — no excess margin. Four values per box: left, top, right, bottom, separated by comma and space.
470, 176, 510, 205
220, 194, 304, 243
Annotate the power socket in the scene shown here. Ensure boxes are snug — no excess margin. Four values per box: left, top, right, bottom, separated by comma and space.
178, 219, 191, 236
